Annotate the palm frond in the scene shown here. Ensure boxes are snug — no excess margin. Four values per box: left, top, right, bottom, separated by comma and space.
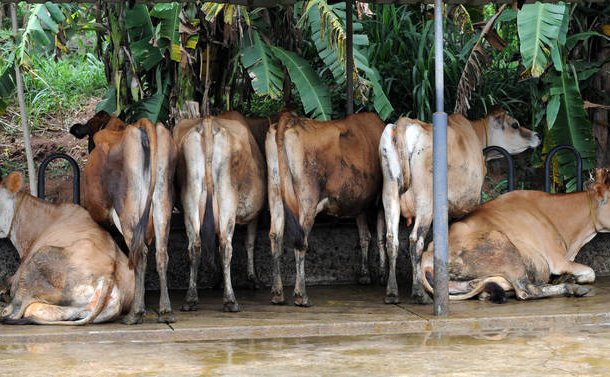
454, 4, 506, 115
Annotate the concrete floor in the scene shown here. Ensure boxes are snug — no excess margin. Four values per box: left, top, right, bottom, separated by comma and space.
1, 276, 610, 344
2, 278, 610, 376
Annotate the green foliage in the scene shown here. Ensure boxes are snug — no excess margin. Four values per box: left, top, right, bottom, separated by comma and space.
3, 54, 106, 130
240, 30, 284, 99
517, 2, 567, 78
271, 46, 332, 120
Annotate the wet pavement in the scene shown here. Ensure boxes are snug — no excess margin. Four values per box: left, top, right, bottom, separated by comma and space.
1, 277, 610, 375
2, 326, 610, 376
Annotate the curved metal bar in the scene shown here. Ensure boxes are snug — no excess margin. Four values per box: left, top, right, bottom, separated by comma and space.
483, 146, 515, 192
544, 145, 583, 193
37, 153, 80, 204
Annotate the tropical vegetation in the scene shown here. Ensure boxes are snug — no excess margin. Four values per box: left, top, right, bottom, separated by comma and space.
1, 1, 609, 191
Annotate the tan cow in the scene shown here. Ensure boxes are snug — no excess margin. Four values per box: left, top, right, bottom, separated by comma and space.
0, 172, 134, 324
380, 107, 540, 304
267, 112, 386, 306
420, 169, 610, 302
70, 115, 177, 324
173, 112, 267, 312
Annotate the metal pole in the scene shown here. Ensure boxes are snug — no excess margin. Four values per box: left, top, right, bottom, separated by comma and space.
10, 3, 37, 196
345, 0, 354, 115
432, 0, 448, 316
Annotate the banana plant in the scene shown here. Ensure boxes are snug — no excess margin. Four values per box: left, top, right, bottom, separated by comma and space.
517, 1, 607, 190
300, 0, 393, 119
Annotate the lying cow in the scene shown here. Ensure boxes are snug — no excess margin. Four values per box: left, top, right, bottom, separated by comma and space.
267, 111, 386, 306
173, 112, 268, 312
0, 172, 134, 324
380, 107, 540, 304
70, 114, 177, 324
420, 168, 610, 302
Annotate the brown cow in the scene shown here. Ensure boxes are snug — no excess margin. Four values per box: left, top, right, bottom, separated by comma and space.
379, 108, 540, 304
173, 112, 267, 312
0, 172, 134, 324
267, 112, 386, 306
70, 115, 177, 324
420, 169, 610, 302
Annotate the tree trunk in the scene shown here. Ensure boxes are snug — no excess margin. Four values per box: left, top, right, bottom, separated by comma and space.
10, 4, 37, 195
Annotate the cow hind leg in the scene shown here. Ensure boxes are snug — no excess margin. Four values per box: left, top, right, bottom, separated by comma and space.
376, 209, 387, 286
153, 206, 175, 323
220, 235, 239, 312
383, 182, 401, 304
293, 209, 316, 307
521, 283, 590, 300
356, 213, 372, 285
246, 218, 261, 290
409, 217, 433, 305
122, 245, 148, 325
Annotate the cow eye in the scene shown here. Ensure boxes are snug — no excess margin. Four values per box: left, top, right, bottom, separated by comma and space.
511, 123, 519, 130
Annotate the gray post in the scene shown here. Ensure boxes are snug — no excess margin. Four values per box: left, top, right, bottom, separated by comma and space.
432, 0, 449, 316
345, 0, 354, 115
10, 3, 37, 196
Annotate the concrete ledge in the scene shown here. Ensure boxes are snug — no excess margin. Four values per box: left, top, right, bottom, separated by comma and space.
1, 277, 609, 344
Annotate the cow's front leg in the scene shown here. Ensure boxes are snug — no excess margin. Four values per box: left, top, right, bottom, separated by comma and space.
246, 218, 261, 289
356, 213, 372, 285
123, 245, 148, 325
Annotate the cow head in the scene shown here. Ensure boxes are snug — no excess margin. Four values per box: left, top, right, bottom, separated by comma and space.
70, 111, 126, 152
0, 172, 23, 238
590, 168, 610, 232
486, 107, 541, 155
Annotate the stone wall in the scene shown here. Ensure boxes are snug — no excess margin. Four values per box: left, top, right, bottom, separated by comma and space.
1, 214, 609, 291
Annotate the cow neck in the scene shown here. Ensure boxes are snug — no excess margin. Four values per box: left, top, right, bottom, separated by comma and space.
471, 118, 488, 149
9, 193, 55, 259
7, 191, 26, 237
587, 190, 601, 233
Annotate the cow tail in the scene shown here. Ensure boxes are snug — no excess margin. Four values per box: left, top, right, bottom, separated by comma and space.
129, 122, 157, 269
275, 116, 305, 250
201, 118, 217, 267
423, 266, 509, 302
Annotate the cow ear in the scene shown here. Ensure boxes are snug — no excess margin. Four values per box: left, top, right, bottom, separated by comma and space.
5, 172, 23, 194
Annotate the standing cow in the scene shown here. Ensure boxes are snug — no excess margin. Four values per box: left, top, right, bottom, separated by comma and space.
267, 112, 386, 306
173, 113, 267, 312
0, 172, 134, 324
379, 107, 541, 304
421, 169, 610, 302
70, 115, 177, 324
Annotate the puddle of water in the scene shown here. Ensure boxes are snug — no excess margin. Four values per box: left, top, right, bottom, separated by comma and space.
1, 326, 610, 376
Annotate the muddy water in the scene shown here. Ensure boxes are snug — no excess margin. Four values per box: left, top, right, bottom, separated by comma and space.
1, 325, 610, 376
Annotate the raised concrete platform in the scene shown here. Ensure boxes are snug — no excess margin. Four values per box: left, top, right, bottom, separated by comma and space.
1, 276, 609, 344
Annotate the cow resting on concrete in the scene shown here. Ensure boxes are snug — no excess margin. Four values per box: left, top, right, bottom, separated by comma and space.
379, 107, 541, 304
70, 114, 177, 324
0, 172, 134, 324
267, 111, 386, 306
173, 112, 267, 312
420, 169, 610, 302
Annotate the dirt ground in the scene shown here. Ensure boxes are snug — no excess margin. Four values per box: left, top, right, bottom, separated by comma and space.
0, 98, 97, 203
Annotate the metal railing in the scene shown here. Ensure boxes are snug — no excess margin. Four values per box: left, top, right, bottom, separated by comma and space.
37, 153, 80, 205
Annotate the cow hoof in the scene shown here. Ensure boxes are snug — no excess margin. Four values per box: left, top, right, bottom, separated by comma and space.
271, 291, 285, 305
411, 291, 433, 305
567, 284, 591, 297
294, 295, 312, 307
247, 276, 262, 290
122, 312, 145, 325
358, 275, 372, 285
157, 311, 176, 324
180, 302, 198, 312
223, 302, 241, 312
384, 295, 400, 304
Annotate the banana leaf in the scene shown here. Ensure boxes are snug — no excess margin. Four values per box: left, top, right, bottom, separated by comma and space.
270, 46, 332, 120
517, 2, 567, 77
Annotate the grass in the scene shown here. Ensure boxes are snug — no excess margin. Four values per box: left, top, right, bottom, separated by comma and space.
2, 51, 107, 132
